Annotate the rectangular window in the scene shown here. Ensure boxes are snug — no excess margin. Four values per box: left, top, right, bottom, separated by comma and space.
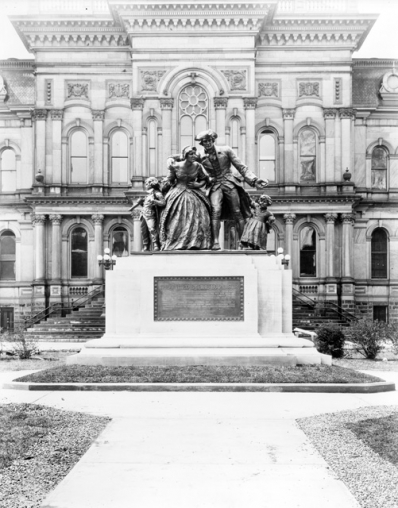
373, 305, 387, 323
112, 158, 128, 183
0, 307, 14, 331
70, 158, 87, 184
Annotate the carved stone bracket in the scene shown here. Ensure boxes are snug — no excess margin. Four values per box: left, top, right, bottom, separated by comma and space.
214, 97, 228, 109
160, 98, 174, 110
323, 108, 337, 119
341, 213, 355, 225
49, 214, 63, 225
258, 82, 279, 98
131, 97, 144, 110
31, 214, 47, 225
243, 97, 257, 110
283, 213, 296, 225
33, 109, 48, 121
92, 110, 105, 121
50, 109, 64, 120
92, 214, 105, 224
283, 109, 295, 120
339, 108, 355, 119
324, 213, 338, 224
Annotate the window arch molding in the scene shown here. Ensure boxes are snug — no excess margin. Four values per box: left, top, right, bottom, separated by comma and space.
366, 139, 394, 156
255, 124, 281, 183
295, 124, 321, 184
0, 226, 20, 281
162, 66, 227, 99
293, 120, 324, 141
105, 220, 133, 258
143, 114, 162, 177
62, 121, 94, 186
106, 127, 132, 184
293, 219, 325, 280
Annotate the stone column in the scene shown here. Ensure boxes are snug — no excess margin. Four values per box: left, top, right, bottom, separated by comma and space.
334, 110, 342, 181
92, 110, 104, 192
323, 109, 336, 188
92, 214, 104, 281
160, 98, 174, 164
157, 127, 163, 177
142, 127, 148, 177
283, 213, 296, 260
214, 97, 228, 145
50, 109, 63, 192
20, 114, 34, 189
32, 214, 47, 281
49, 214, 62, 282
354, 115, 368, 188
341, 213, 355, 280
283, 109, 295, 186
131, 97, 144, 180
340, 108, 354, 177
243, 98, 257, 172
319, 135, 326, 184
240, 127, 246, 166
131, 209, 142, 252
324, 213, 338, 278
33, 109, 47, 181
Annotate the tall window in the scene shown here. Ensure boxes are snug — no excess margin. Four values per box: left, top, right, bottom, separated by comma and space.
258, 131, 276, 182
371, 228, 388, 279
300, 226, 316, 277
299, 129, 316, 182
371, 146, 388, 190
0, 230, 16, 280
179, 84, 208, 151
71, 227, 88, 278
0, 149, 16, 192
111, 226, 129, 257
231, 118, 240, 157
148, 120, 157, 176
111, 131, 128, 183
70, 131, 87, 183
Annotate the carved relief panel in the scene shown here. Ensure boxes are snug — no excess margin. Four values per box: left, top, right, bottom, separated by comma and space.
140, 70, 166, 92
66, 81, 90, 100
298, 81, 321, 99
258, 81, 279, 98
107, 81, 130, 100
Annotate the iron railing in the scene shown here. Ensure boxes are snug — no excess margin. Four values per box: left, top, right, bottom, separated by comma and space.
292, 288, 357, 324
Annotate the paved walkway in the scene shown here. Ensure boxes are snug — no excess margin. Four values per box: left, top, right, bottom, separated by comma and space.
1, 370, 398, 508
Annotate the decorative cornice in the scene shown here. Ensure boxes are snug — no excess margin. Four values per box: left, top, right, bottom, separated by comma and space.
131, 97, 144, 110
49, 214, 62, 225
283, 213, 296, 224
324, 213, 338, 224
323, 108, 337, 119
214, 97, 228, 109
243, 97, 258, 110
283, 108, 295, 119
50, 109, 64, 120
159, 98, 174, 110
33, 109, 47, 120
92, 214, 105, 224
92, 110, 105, 121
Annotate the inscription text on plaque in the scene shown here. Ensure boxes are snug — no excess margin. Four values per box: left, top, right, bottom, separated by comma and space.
154, 276, 244, 321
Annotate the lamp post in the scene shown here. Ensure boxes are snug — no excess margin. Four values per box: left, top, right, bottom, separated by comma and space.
97, 248, 117, 271
277, 247, 291, 268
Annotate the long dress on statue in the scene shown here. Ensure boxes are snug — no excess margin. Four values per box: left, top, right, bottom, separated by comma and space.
160, 161, 212, 250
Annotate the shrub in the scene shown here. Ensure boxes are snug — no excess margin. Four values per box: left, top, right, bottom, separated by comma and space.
1, 327, 39, 359
346, 319, 395, 360
314, 325, 345, 358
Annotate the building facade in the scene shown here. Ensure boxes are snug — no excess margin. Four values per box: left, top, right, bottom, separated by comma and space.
0, 0, 397, 329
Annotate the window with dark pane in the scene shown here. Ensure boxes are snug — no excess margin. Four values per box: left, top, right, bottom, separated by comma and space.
1, 149, 17, 192
373, 305, 388, 323
0, 307, 14, 331
111, 130, 129, 183
70, 131, 87, 183
111, 226, 129, 257
371, 228, 387, 279
0, 230, 16, 280
300, 226, 316, 277
299, 129, 316, 182
371, 146, 387, 190
259, 131, 276, 182
71, 227, 88, 278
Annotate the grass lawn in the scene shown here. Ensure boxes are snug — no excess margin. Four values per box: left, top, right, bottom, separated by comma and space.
0, 351, 70, 372
0, 403, 109, 508
15, 364, 383, 384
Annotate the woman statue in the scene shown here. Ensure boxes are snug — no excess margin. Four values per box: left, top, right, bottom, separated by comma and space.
160, 146, 212, 250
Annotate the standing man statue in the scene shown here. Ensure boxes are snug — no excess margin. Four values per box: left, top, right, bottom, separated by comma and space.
195, 129, 269, 250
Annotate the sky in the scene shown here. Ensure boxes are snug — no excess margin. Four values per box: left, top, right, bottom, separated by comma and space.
0, 0, 397, 60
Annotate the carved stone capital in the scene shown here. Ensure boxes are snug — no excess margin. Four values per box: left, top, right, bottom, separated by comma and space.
50, 109, 64, 120
283, 213, 296, 225
243, 97, 257, 110
160, 98, 174, 110
92, 110, 105, 121
33, 109, 48, 121
49, 214, 63, 225
283, 108, 295, 120
324, 213, 338, 224
131, 209, 141, 220
341, 213, 355, 225
31, 214, 47, 225
323, 108, 337, 119
214, 97, 228, 109
339, 108, 355, 119
92, 214, 104, 224
130, 97, 144, 110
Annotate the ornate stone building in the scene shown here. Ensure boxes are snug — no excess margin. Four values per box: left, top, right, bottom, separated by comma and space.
0, 0, 397, 328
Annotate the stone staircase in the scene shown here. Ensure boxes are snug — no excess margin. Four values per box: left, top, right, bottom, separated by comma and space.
26, 298, 105, 342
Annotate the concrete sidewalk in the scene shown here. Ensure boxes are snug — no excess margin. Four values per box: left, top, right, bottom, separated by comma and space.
1, 371, 398, 508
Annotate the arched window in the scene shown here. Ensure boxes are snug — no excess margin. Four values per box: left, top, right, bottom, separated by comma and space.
1, 149, 16, 192
231, 118, 240, 157
371, 228, 388, 279
71, 227, 88, 278
0, 230, 16, 280
70, 131, 88, 183
258, 131, 276, 182
148, 120, 157, 176
300, 226, 316, 277
111, 226, 129, 257
111, 130, 129, 183
371, 146, 388, 190
179, 84, 208, 151
299, 129, 316, 182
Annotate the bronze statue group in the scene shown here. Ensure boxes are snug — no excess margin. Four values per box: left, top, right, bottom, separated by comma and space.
130, 129, 275, 252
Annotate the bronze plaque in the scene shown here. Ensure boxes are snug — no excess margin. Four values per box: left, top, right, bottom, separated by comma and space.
154, 276, 244, 321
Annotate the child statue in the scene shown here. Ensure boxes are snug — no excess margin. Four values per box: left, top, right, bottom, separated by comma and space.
129, 177, 166, 251
240, 194, 275, 251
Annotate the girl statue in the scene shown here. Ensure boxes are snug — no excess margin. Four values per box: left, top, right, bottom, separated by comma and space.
240, 194, 275, 251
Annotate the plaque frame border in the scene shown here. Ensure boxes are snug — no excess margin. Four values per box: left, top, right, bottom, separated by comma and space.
154, 276, 244, 322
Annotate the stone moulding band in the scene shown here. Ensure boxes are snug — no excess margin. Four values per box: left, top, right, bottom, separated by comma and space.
154, 276, 244, 322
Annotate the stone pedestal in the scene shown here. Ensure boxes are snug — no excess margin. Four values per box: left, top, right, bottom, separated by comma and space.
68, 252, 330, 366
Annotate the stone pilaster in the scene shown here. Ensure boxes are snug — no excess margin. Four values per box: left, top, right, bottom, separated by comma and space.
131, 98, 144, 179
33, 109, 48, 182
160, 98, 174, 172
50, 109, 63, 191
283, 213, 296, 261
32, 214, 47, 282
92, 214, 104, 281
49, 214, 62, 282
283, 109, 295, 186
131, 209, 143, 252
339, 108, 355, 179
323, 109, 336, 188
214, 97, 228, 145
243, 98, 257, 174
92, 110, 105, 191
341, 213, 355, 280
324, 213, 338, 279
